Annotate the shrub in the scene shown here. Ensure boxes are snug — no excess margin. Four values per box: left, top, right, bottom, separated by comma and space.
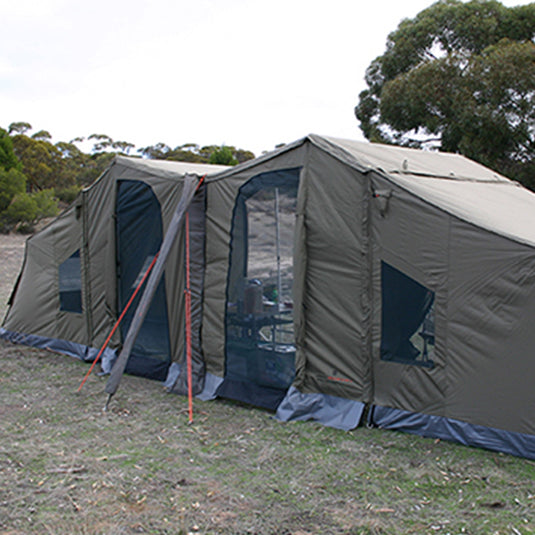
0, 167, 26, 212
3, 193, 38, 232
0, 189, 58, 233
209, 146, 238, 166
56, 185, 81, 205
33, 189, 58, 219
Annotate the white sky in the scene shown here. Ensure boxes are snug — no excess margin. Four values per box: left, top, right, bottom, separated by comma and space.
1, 0, 532, 156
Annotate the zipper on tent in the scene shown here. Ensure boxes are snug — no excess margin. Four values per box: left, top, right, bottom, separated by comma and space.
363, 177, 375, 404
81, 190, 94, 345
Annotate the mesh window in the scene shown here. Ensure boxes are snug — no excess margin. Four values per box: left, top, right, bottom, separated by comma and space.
380, 261, 435, 368
225, 169, 300, 391
116, 179, 171, 380
59, 250, 83, 313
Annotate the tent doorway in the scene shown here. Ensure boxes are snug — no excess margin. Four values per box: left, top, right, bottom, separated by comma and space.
220, 169, 301, 408
115, 180, 171, 380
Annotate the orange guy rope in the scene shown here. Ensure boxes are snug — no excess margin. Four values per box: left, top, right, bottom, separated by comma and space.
77, 252, 160, 392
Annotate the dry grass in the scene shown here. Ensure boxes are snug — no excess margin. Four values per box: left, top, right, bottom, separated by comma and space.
1, 233, 535, 534
1, 343, 535, 534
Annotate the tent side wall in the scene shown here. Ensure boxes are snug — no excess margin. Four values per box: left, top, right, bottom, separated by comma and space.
167, 182, 207, 395
291, 147, 371, 402
83, 165, 120, 352
2, 203, 87, 346
2, 163, 121, 365
369, 172, 450, 416
368, 170, 535, 454
445, 218, 535, 435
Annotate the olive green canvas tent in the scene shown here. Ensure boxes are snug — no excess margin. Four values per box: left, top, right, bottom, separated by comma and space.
1, 157, 227, 381
4, 134, 535, 459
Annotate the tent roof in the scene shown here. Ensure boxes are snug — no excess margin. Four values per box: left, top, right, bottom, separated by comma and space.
309, 135, 535, 248
315, 135, 509, 182
119, 136, 535, 248
113, 155, 228, 179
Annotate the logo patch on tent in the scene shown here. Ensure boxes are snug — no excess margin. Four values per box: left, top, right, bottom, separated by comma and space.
327, 375, 354, 385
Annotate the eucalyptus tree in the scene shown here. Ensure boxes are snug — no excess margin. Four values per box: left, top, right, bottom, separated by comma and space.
355, 0, 535, 187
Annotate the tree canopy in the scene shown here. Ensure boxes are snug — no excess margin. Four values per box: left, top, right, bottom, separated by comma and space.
0, 128, 58, 232
0, 129, 21, 172
136, 142, 254, 165
355, 0, 535, 188
0, 122, 257, 232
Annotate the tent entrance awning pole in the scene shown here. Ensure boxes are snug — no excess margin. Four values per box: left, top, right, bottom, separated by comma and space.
104, 174, 204, 408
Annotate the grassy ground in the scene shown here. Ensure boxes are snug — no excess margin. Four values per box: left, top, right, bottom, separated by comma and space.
1, 234, 535, 534
1, 342, 535, 535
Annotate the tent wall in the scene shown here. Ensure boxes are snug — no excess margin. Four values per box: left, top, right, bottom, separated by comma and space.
446, 217, 535, 434
82, 166, 120, 351
2, 157, 221, 381
291, 148, 370, 402
202, 142, 371, 412
84, 162, 190, 376
369, 171, 535, 438
168, 183, 207, 396
3, 204, 87, 345
369, 172, 450, 416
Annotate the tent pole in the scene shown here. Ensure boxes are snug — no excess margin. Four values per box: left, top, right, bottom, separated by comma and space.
104, 174, 203, 409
